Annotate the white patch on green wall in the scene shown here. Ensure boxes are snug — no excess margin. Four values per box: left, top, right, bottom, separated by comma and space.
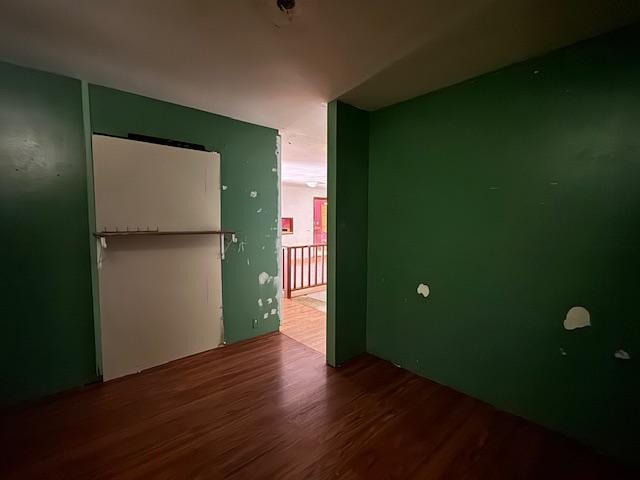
250, 191, 258, 198
563, 306, 591, 330
258, 298, 263, 307
614, 349, 630, 360
222, 185, 228, 190
417, 283, 430, 298
258, 271, 274, 285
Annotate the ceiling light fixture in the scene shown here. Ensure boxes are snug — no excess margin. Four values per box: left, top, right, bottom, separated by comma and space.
277, 0, 295, 12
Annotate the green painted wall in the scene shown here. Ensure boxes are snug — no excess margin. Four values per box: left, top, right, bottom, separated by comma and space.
366, 25, 640, 462
89, 86, 280, 344
327, 101, 368, 366
0, 63, 280, 406
0, 62, 97, 405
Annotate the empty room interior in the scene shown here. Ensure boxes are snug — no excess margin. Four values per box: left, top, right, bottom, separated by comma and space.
1, 1, 639, 478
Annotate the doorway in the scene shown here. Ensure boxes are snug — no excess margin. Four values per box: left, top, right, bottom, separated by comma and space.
278, 132, 327, 355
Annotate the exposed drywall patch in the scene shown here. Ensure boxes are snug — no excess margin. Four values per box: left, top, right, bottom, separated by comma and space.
417, 283, 430, 298
250, 191, 258, 198
258, 271, 275, 285
563, 306, 590, 330
614, 349, 631, 360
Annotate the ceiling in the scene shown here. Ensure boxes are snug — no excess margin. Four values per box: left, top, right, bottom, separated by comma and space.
1, 0, 638, 185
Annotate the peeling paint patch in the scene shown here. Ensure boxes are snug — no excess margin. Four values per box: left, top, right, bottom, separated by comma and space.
614, 349, 631, 360
222, 185, 228, 190
258, 272, 274, 285
250, 191, 258, 198
417, 283, 430, 298
272, 167, 277, 172
563, 306, 590, 330
257, 208, 263, 213
263, 313, 269, 319
267, 298, 273, 304
258, 299, 263, 307
270, 308, 277, 315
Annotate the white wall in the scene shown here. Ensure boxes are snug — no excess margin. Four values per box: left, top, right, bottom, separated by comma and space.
281, 183, 327, 247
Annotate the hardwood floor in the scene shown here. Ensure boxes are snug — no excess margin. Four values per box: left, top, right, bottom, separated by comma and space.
280, 297, 326, 354
0, 333, 635, 479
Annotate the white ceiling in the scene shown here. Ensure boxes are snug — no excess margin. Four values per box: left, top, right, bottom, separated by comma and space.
1, 0, 638, 185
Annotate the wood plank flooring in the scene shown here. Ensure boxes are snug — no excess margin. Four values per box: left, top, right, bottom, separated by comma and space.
0, 333, 635, 479
280, 297, 326, 354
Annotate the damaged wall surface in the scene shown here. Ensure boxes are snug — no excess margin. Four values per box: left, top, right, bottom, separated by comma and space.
90, 86, 281, 345
362, 25, 640, 462
0, 62, 280, 406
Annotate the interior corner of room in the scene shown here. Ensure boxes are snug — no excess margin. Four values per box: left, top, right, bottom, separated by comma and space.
1, 1, 639, 477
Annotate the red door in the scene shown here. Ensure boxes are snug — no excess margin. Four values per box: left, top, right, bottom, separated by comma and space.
313, 197, 328, 245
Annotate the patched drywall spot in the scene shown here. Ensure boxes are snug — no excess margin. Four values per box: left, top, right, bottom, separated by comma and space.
614, 349, 631, 360
258, 272, 275, 285
563, 306, 590, 330
250, 191, 258, 198
258, 298, 263, 307
417, 283, 430, 298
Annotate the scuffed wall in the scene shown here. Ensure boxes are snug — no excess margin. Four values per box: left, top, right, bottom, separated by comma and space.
90, 86, 281, 344
365, 25, 640, 462
0, 62, 96, 405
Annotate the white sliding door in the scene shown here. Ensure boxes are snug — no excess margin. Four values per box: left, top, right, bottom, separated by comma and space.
92, 135, 223, 381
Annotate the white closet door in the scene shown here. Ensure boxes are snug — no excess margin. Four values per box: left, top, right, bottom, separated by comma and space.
93, 135, 223, 381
